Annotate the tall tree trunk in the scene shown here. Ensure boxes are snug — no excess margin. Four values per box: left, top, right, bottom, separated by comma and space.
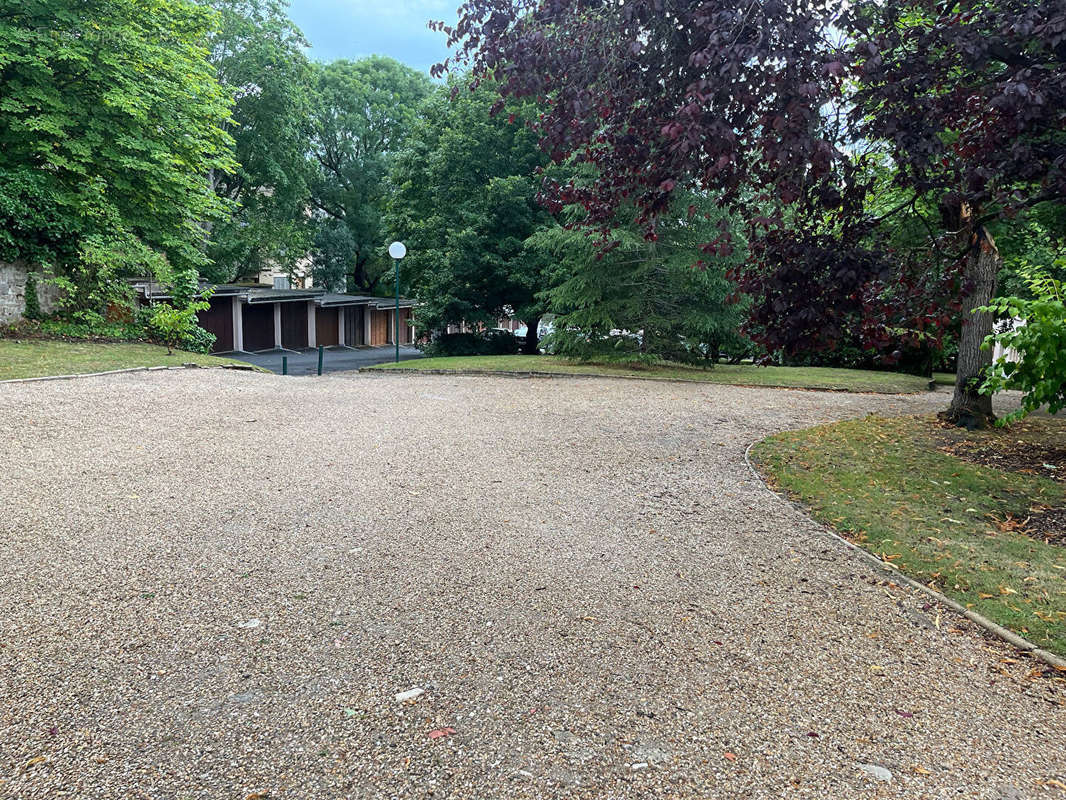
522, 317, 540, 354
348, 253, 372, 293
943, 224, 999, 429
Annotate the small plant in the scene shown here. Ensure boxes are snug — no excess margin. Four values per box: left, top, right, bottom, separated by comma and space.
979, 259, 1066, 423
23, 272, 41, 320
147, 270, 213, 355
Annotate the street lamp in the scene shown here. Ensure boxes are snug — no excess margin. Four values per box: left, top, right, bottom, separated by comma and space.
388, 241, 406, 363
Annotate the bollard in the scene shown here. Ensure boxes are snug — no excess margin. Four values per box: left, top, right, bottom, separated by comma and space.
282, 355, 288, 375
317, 345, 324, 376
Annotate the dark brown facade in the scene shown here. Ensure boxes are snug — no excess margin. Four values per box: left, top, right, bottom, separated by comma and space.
344, 305, 365, 346
280, 302, 307, 349
242, 304, 274, 351
196, 297, 233, 352
316, 307, 339, 346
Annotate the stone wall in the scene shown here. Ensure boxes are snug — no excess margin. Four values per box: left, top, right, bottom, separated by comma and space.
0, 262, 63, 324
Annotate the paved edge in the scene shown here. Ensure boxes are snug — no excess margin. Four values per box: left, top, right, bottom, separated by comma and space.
743, 439, 1066, 671
359, 367, 927, 395
0, 363, 259, 385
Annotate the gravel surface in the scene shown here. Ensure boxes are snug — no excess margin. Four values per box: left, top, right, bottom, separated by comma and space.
1, 371, 1063, 799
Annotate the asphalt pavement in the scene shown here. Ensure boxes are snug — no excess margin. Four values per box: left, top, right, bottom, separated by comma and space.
224, 344, 423, 375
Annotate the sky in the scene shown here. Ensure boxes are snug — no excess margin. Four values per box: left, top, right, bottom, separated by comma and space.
288, 0, 458, 75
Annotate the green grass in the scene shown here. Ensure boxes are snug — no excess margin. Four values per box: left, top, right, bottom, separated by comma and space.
752, 415, 1066, 656
0, 339, 254, 380
369, 355, 932, 393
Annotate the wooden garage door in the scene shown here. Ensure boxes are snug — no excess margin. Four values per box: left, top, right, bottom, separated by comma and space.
370, 309, 388, 345
242, 303, 274, 351
280, 302, 308, 349
344, 305, 365, 346
401, 308, 413, 344
316, 307, 339, 346
196, 296, 233, 352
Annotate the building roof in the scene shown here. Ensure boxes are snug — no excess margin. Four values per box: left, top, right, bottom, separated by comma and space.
132, 280, 415, 308
316, 293, 377, 307
243, 287, 324, 303
363, 296, 418, 309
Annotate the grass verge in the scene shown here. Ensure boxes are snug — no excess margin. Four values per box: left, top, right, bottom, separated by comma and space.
0, 339, 255, 380
751, 414, 1066, 656
369, 355, 931, 393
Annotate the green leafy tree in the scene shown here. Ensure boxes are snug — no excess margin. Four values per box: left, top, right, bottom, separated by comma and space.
310, 220, 357, 292
387, 79, 553, 351
307, 56, 431, 292
981, 261, 1066, 422
535, 196, 749, 363
0, 0, 236, 316
202, 0, 314, 283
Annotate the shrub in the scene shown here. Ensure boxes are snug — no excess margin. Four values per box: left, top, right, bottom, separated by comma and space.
177, 323, 216, 354
423, 330, 519, 357
22, 272, 41, 320
148, 302, 212, 354
980, 260, 1066, 423
37, 317, 145, 341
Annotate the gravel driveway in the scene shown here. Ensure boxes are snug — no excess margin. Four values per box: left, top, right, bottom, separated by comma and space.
1, 371, 1062, 799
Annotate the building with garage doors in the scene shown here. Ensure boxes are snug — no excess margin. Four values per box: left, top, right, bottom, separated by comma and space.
132, 282, 416, 354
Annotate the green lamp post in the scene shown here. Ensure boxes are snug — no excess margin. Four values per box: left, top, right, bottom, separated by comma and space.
388, 241, 407, 363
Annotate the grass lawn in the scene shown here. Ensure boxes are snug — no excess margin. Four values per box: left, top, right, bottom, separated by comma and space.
0, 339, 254, 380
752, 414, 1066, 656
369, 355, 932, 393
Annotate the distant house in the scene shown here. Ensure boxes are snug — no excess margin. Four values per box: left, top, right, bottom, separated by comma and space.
992, 317, 1025, 364
132, 281, 416, 354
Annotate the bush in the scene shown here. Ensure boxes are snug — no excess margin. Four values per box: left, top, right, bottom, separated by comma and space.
423, 330, 519, 357
980, 261, 1066, 422
148, 301, 210, 354
23, 272, 41, 320
177, 323, 216, 354
36, 317, 146, 342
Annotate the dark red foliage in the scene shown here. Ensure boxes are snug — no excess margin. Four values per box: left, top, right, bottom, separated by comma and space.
437, 0, 1066, 357
847, 1, 1066, 219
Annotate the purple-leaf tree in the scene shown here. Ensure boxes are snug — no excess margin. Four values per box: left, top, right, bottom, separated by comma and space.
435, 0, 1066, 427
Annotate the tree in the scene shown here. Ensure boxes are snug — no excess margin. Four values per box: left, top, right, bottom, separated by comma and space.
307, 56, 431, 293
439, 0, 1066, 427
202, 0, 314, 284
534, 195, 750, 363
310, 220, 358, 292
0, 0, 235, 318
387, 80, 554, 352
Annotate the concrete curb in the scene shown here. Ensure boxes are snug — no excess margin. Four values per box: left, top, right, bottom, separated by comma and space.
743, 439, 1066, 671
360, 367, 928, 395
0, 363, 258, 385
